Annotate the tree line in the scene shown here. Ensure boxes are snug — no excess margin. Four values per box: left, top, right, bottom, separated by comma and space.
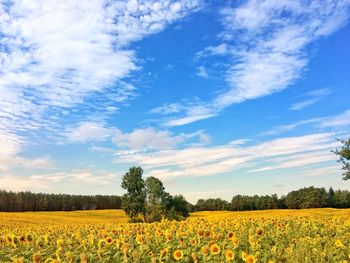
1, 186, 349, 213
0, 190, 122, 212
192, 187, 350, 212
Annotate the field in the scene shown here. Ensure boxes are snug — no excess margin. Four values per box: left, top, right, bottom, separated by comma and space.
1, 209, 349, 262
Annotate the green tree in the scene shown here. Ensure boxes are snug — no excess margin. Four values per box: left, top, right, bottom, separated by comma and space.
121, 167, 146, 220
171, 195, 190, 218
333, 138, 350, 180
145, 176, 166, 222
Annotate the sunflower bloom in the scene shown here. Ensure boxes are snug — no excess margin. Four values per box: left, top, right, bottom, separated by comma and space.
210, 243, 221, 255
33, 254, 41, 263
246, 255, 256, 263
173, 250, 183, 261
136, 235, 143, 245
201, 246, 209, 256
335, 240, 343, 247
225, 250, 235, 261
191, 252, 199, 263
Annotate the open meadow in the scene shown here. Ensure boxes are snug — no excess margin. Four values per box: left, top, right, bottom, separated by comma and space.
1, 209, 349, 262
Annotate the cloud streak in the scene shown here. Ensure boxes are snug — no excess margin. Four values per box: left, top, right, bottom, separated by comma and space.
154, 0, 350, 126
114, 132, 340, 179
289, 88, 331, 110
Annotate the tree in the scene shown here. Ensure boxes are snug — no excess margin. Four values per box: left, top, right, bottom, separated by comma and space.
170, 195, 190, 218
145, 176, 167, 222
333, 138, 350, 180
327, 187, 335, 207
121, 167, 146, 220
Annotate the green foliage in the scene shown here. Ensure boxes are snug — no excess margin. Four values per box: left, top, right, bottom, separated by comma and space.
170, 195, 190, 218
121, 167, 146, 219
193, 187, 350, 212
194, 198, 230, 211
286, 187, 328, 209
121, 167, 190, 222
0, 190, 122, 212
333, 138, 350, 180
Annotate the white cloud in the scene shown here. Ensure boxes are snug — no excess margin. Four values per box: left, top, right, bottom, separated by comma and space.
0, 131, 53, 171
197, 66, 208, 78
289, 88, 331, 110
0, 131, 23, 157
0, 170, 117, 192
67, 122, 114, 142
114, 132, 341, 178
66, 120, 211, 151
113, 127, 210, 150
260, 109, 350, 136
153, 0, 350, 126
165, 113, 217, 127
301, 165, 342, 177
195, 43, 232, 59
319, 109, 350, 128
248, 151, 337, 173
113, 127, 185, 150
260, 118, 323, 136
150, 103, 185, 115
0, 156, 53, 172
0, 0, 203, 153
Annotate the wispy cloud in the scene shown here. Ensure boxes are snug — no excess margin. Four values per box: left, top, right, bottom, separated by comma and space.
153, 0, 350, 126
114, 132, 340, 179
259, 109, 350, 136
67, 121, 115, 143
0, 170, 117, 192
0, 0, 203, 154
197, 66, 208, 78
66, 121, 211, 151
319, 109, 350, 128
260, 118, 323, 136
289, 88, 331, 110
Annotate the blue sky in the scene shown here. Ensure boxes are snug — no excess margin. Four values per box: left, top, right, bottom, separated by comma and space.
1, 0, 350, 203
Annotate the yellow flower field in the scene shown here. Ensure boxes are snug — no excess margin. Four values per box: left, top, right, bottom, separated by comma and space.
1, 209, 349, 262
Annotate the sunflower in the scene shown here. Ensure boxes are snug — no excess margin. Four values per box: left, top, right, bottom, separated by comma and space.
241, 251, 247, 261
246, 255, 256, 263
105, 237, 113, 245
335, 240, 343, 247
80, 254, 88, 263
201, 246, 209, 256
136, 235, 143, 245
160, 249, 168, 259
190, 238, 197, 246
256, 228, 263, 236
225, 250, 235, 261
227, 232, 234, 239
32, 254, 41, 263
173, 249, 183, 261
191, 252, 199, 263
285, 247, 292, 254
248, 235, 255, 245
210, 243, 221, 255
231, 236, 239, 247
197, 229, 205, 237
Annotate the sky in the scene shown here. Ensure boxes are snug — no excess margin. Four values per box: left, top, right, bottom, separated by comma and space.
0, 0, 350, 203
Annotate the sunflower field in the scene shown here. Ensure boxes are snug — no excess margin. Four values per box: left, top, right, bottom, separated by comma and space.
1, 209, 349, 262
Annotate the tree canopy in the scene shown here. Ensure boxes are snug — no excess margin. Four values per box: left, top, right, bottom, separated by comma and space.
121, 167, 146, 219
334, 138, 350, 180
121, 167, 190, 222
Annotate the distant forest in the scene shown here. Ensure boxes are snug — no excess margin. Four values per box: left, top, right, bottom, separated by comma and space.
0, 191, 121, 212
193, 187, 350, 211
0, 186, 349, 212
